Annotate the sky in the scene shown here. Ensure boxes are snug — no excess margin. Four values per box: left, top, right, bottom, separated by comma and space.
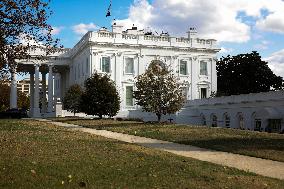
47, 0, 284, 78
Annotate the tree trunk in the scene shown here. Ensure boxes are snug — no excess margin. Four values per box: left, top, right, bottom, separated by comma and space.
156, 113, 162, 123
99, 114, 103, 119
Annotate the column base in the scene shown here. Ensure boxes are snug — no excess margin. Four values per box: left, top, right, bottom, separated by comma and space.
32, 108, 41, 118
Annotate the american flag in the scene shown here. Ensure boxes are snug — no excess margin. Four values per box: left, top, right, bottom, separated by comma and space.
106, 0, 112, 17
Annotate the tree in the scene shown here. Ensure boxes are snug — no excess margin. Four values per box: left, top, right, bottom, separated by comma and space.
134, 60, 185, 122
63, 84, 83, 116
217, 51, 284, 96
0, 81, 29, 112
80, 72, 120, 119
0, 0, 60, 76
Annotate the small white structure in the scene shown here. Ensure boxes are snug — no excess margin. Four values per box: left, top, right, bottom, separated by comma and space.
177, 91, 284, 133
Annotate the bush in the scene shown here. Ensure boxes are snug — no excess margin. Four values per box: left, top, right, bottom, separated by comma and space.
0, 109, 28, 119
80, 72, 120, 118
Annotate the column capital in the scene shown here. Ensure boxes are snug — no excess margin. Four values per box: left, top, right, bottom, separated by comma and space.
34, 63, 41, 68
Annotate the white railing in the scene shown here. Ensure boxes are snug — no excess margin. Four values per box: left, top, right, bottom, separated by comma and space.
92, 31, 217, 49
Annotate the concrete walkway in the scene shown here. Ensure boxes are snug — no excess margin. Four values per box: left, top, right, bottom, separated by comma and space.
37, 119, 284, 180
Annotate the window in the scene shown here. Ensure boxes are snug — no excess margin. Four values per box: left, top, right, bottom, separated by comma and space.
238, 113, 245, 129
254, 119, 261, 131
125, 58, 134, 74
224, 113, 230, 128
200, 61, 208, 75
180, 60, 187, 75
181, 87, 188, 99
267, 119, 281, 133
211, 114, 217, 127
126, 86, 134, 106
101, 57, 110, 73
201, 114, 206, 126
201, 88, 207, 99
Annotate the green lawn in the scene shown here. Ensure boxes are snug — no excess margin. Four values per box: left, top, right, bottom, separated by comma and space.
1, 119, 284, 188
59, 118, 284, 162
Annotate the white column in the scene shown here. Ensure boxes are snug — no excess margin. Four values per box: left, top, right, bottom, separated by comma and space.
33, 64, 40, 117
48, 65, 54, 113
10, 66, 18, 109
29, 72, 34, 116
42, 72, 47, 113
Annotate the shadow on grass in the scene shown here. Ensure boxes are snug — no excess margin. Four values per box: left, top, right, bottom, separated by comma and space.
82, 122, 146, 130
178, 137, 284, 151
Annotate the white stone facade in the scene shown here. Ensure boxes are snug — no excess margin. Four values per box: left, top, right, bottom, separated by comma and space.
57, 24, 219, 114
14, 23, 219, 117
177, 91, 284, 133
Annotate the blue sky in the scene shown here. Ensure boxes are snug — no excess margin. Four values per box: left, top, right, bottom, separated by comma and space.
47, 0, 284, 77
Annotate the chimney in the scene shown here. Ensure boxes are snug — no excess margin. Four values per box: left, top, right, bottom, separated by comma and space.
187, 27, 197, 39
112, 21, 123, 33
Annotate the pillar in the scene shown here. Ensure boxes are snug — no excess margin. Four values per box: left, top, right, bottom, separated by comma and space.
10, 66, 18, 109
33, 64, 40, 117
42, 72, 47, 113
29, 72, 34, 116
48, 65, 54, 113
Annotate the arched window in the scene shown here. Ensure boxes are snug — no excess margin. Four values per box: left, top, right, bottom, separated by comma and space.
251, 112, 261, 131
223, 113, 230, 128
200, 114, 206, 126
237, 113, 245, 129
211, 114, 217, 127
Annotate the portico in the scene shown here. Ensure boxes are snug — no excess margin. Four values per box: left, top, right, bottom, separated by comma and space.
11, 48, 69, 117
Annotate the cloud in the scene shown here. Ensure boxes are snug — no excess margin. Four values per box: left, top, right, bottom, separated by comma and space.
18, 33, 43, 46
254, 40, 271, 50
265, 49, 284, 78
51, 26, 64, 35
72, 23, 99, 35
116, 0, 284, 43
219, 47, 233, 54
256, 13, 284, 34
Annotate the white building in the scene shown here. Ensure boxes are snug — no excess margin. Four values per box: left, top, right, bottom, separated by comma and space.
63, 24, 219, 114
13, 22, 220, 117
176, 91, 284, 133
9, 23, 284, 133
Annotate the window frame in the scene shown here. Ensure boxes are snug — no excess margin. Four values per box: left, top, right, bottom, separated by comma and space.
125, 85, 134, 107
124, 57, 134, 75
179, 60, 188, 76
200, 60, 208, 76
181, 87, 188, 100
101, 56, 111, 73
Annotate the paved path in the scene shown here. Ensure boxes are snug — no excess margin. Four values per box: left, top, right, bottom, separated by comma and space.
37, 119, 284, 180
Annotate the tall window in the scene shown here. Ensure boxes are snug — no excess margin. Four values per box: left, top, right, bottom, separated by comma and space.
181, 87, 188, 99
200, 61, 208, 75
201, 88, 207, 98
125, 58, 134, 74
180, 60, 187, 75
101, 57, 110, 73
224, 113, 230, 128
126, 86, 134, 106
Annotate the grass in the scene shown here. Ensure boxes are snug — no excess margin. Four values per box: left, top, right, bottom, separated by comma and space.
57, 118, 284, 162
0, 119, 284, 188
